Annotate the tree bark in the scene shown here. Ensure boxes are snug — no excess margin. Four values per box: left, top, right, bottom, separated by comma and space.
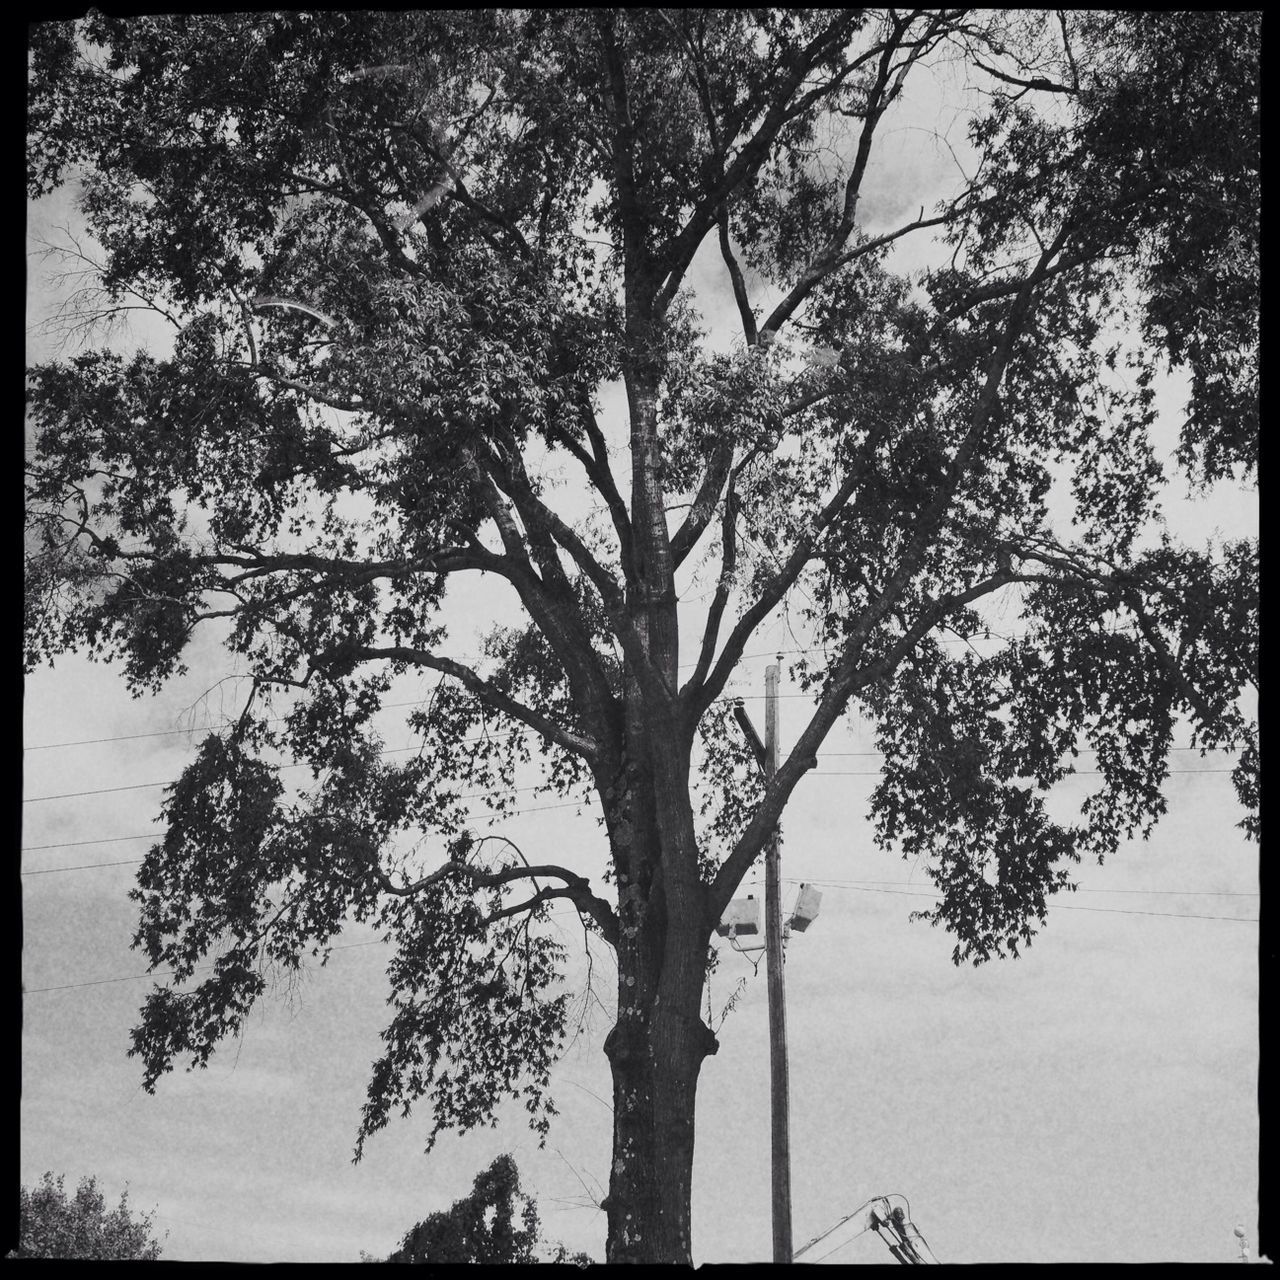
602, 849, 718, 1265
603, 990, 718, 1263
600, 642, 719, 1263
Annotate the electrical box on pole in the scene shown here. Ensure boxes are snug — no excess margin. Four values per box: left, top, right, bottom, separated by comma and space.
788, 883, 822, 933
716, 896, 761, 937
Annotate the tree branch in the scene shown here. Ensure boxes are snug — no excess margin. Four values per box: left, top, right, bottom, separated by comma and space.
847, 222, 1075, 643
670, 441, 735, 569
374, 856, 620, 948
718, 207, 758, 344
685, 473, 739, 695
708, 567, 1019, 918
973, 56, 1078, 97
652, 9, 877, 316
758, 11, 950, 338
683, 445, 878, 720
343, 643, 599, 761
570, 396, 635, 574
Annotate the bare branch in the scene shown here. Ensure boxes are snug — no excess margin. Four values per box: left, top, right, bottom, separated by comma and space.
717, 209, 758, 346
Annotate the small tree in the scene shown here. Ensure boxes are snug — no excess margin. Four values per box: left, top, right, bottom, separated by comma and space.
380, 1154, 591, 1265
15, 1172, 164, 1261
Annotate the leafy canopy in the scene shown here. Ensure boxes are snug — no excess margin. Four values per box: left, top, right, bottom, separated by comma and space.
25, 9, 1257, 1163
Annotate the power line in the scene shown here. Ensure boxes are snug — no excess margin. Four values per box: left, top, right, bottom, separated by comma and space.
24, 858, 143, 876
25, 847, 1261, 922
22, 648, 823, 752
25, 876, 1254, 992
805, 767, 1237, 777
785, 877, 1257, 899
24, 772, 570, 805
24, 833, 157, 852
811, 1225, 872, 1263
22, 710, 528, 754
21, 796, 607, 874
22, 762, 1240, 806
817, 746, 1226, 757
797, 879, 1258, 923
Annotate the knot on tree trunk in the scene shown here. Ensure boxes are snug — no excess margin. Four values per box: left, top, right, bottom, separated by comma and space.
604, 1023, 643, 1063
699, 1020, 720, 1058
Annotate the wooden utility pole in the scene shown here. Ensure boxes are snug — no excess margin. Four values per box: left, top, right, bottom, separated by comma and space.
764, 662, 792, 1264
730, 665, 793, 1263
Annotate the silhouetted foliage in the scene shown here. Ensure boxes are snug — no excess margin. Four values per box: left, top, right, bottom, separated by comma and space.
380, 1155, 591, 1265
14, 1172, 164, 1260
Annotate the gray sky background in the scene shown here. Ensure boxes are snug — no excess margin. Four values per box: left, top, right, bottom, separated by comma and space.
22, 37, 1260, 1265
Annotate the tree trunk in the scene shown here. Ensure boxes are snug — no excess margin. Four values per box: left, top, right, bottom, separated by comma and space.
601, 308, 718, 1262
600, 715, 719, 1264
603, 940, 718, 1264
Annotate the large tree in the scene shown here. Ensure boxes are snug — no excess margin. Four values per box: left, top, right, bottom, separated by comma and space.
26, 10, 1257, 1264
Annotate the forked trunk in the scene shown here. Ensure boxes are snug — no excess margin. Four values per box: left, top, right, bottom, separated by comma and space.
599, 350, 718, 1262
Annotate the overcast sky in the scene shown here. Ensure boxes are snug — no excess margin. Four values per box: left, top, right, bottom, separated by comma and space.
22, 32, 1261, 1265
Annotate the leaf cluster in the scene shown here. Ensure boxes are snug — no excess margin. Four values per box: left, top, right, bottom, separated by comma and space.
15, 1173, 164, 1261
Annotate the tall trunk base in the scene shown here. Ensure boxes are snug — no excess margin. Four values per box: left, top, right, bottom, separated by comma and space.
603, 1009, 718, 1264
